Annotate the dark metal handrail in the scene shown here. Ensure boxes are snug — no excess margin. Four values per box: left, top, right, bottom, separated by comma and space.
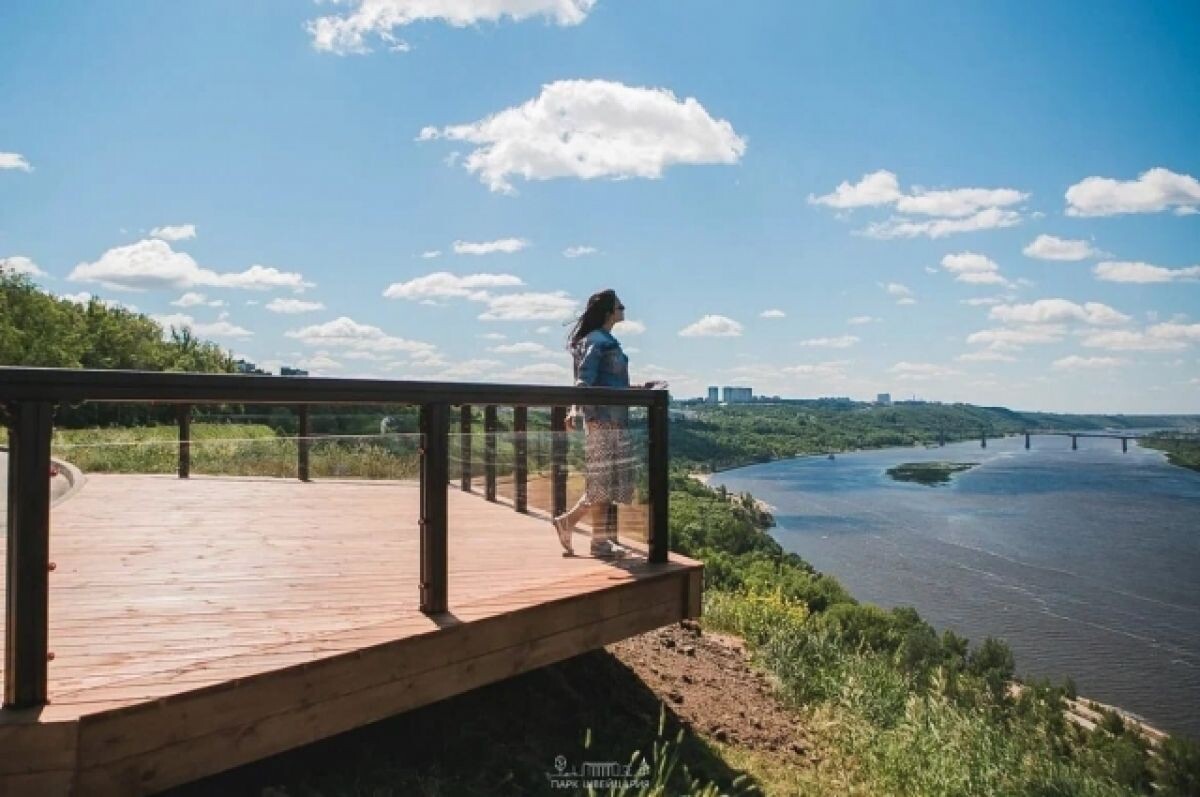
1, 367, 670, 710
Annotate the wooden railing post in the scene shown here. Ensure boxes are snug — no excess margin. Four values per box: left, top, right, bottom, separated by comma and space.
4, 400, 54, 708
647, 395, 669, 564
177, 403, 191, 479
419, 402, 449, 614
513, 406, 528, 513
484, 406, 497, 502
550, 406, 568, 518
297, 405, 311, 482
459, 405, 472, 492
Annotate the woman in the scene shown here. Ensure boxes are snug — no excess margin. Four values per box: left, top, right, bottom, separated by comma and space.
553, 289, 660, 558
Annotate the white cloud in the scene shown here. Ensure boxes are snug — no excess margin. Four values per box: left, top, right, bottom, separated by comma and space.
967, 325, 1067, 350
895, 187, 1026, 218
479, 332, 507, 341
0, 255, 46, 277
564, 245, 598, 258
956, 350, 1017, 363
1082, 323, 1200, 352
1065, 167, 1200, 217
896, 297, 917, 306
151, 313, 252, 339
781, 360, 850, 378
308, 0, 596, 55
383, 271, 524, 301
507, 362, 573, 383
452, 238, 529, 255
862, 207, 1022, 239
285, 316, 436, 355
69, 239, 313, 293
1093, 261, 1200, 284
150, 224, 197, 242
847, 315, 878, 325
1053, 355, 1125, 370
1023, 234, 1100, 261
266, 298, 326, 314
989, 299, 1129, 326
884, 282, 913, 297
961, 297, 1005, 306
889, 362, 961, 380
0, 152, 32, 172
679, 314, 743, 337
420, 79, 746, 194
422, 358, 503, 380
808, 170, 901, 208
940, 252, 1010, 286
614, 319, 645, 335
479, 291, 576, 321
60, 293, 138, 312
420, 250, 442, 259
171, 291, 225, 308
797, 335, 859, 348
489, 341, 556, 357
297, 353, 344, 372
760, 309, 786, 319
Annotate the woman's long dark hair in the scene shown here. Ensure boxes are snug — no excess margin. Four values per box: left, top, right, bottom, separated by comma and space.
567, 289, 618, 348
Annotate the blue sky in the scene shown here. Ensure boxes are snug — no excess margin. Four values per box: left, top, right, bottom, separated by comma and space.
2, 1, 1198, 412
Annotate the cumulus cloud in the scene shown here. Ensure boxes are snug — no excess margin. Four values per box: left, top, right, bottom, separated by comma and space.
967, 325, 1067, 350
507, 362, 573, 383
420, 250, 442, 259
847, 315, 878, 325
0, 152, 32, 171
296, 353, 344, 372
888, 362, 961, 380
151, 313, 252, 339
419, 79, 746, 194
961, 297, 1005, 306
563, 245, 598, 258
679, 315, 743, 337
383, 272, 524, 301
489, 341, 556, 357
266, 298, 326, 314
614, 319, 645, 335
69, 239, 313, 293
811, 170, 1027, 238
940, 252, 1010, 286
453, 238, 528, 255
0, 256, 46, 277
308, 0, 596, 55
1093, 261, 1200, 284
479, 291, 576, 321
797, 335, 859, 348
956, 350, 1017, 363
1053, 355, 1125, 370
285, 316, 436, 355
150, 224, 197, 242
862, 207, 1022, 239
1023, 234, 1101, 261
1065, 167, 1200, 217
760, 309, 786, 319
989, 299, 1130, 326
884, 282, 913, 297
1081, 323, 1200, 352
171, 292, 225, 308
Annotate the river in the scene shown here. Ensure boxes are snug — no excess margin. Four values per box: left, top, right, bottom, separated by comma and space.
708, 435, 1200, 738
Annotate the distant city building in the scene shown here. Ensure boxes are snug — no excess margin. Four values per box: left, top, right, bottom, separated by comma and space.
280, 366, 309, 377
722, 386, 753, 403
234, 358, 267, 375
876, 393, 892, 406
707, 386, 719, 403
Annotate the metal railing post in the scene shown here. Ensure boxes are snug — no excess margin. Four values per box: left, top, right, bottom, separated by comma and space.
419, 402, 449, 614
647, 395, 670, 564
459, 405, 472, 492
513, 406, 528, 513
484, 406, 497, 502
4, 400, 54, 708
297, 405, 311, 482
550, 406, 568, 518
177, 403, 191, 479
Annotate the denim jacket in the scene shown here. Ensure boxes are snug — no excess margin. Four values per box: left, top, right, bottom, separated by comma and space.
572, 329, 630, 425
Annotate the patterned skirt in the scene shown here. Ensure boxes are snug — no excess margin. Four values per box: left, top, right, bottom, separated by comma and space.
583, 422, 636, 505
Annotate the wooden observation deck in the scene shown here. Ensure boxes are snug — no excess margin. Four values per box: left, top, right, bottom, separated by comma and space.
0, 368, 701, 795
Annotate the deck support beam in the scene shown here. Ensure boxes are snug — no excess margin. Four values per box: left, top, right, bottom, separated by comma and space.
297, 405, 311, 482
419, 402, 449, 614
513, 406, 528, 513
459, 405, 472, 492
484, 406, 497, 502
4, 400, 54, 709
550, 406, 568, 518
177, 404, 191, 479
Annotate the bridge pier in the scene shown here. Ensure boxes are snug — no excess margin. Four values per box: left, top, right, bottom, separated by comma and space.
1072, 434, 1078, 451
1122, 437, 1128, 453
981, 433, 987, 449
1025, 432, 1030, 450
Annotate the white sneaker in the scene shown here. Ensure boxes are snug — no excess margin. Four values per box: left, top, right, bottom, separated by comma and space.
590, 539, 627, 560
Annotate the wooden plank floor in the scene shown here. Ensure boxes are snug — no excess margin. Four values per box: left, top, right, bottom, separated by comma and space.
0, 474, 701, 795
